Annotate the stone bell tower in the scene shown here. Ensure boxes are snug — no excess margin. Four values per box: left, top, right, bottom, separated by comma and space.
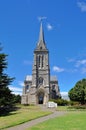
21, 22, 60, 105
32, 22, 50, 104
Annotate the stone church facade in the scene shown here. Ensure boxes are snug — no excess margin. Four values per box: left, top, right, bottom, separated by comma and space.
21, 22, 60, 105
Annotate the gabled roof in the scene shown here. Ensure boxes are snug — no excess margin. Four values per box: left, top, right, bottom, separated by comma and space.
25, 75, 32, 81
50, 76, 58, 82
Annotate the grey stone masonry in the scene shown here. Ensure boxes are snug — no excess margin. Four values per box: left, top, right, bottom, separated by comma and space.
21, 22, 61, 105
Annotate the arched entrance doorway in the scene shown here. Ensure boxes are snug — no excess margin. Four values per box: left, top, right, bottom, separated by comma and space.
38, 92, 44, 104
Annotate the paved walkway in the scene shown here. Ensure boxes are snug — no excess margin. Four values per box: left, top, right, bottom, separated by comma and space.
6, 110, 66, 130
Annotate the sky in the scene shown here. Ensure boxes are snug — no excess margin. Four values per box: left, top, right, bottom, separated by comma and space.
0, 0, 86, 98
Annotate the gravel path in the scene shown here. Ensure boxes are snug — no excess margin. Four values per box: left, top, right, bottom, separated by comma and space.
6, 111, 66, 130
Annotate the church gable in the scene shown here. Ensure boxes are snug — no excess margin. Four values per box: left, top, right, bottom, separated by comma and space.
36, 40, 47, 50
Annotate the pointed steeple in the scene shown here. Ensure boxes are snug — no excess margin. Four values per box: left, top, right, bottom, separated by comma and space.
38, 21, 45, 44
34, 21, 48, 51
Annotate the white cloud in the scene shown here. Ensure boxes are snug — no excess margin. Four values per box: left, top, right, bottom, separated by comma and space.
9, 81, 24, 95
9, 86, 22, 95
81, 67, 86, 74
18, 81, 24, 87
67, 58, 75, 62
9, 86, 22, 92
61, 92, 68, 96
66, 68, 78, 73
75, 59, 86, 67
53, 66, 65, 72
47, 23, 53, 31
61, 92, 69, 100
12, 92, 22, 95
74, 59, 86, 74
77, 1, 86, 12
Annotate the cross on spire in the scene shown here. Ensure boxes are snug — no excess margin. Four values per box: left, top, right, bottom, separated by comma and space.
38, 16, 47, 22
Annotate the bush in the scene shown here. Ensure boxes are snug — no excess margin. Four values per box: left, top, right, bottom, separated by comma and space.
57, 99, 69, 106
50, 99, 69, 106
68, 105, 86, 110
69, 101, 79, 106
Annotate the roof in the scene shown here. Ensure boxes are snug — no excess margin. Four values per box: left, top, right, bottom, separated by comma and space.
25, 75, 57, 82
50, 76, 58, 82
25, 75, 32, 81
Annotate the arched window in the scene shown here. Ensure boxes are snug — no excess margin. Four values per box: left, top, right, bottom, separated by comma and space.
42, 55, 44, 68
52, 85, 55, 91
39, 77, 43, 85
38, 55, 44, 68
26, 85, 30, 92
38, 55, 41, 68
52, 85, 56, 99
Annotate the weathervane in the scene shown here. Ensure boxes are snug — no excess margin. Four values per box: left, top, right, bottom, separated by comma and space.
38, 16, 47, 22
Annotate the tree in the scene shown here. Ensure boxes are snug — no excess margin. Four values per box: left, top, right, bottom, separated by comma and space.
68, 79, 86, 104
12, 94, 21, 104
0, 46, 14, 107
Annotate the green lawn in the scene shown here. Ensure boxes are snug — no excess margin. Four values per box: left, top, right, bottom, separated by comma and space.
27, 111, 86, 130
0, 105, 52, 129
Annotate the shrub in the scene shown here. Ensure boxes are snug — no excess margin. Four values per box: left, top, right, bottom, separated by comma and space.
69, 101, 79, 106
50, 99, 69, 106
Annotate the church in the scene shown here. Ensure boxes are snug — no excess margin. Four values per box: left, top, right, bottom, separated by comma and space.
21, 22, 60, 105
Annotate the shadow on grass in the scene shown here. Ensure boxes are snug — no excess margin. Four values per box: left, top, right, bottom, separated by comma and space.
0, 106, 21, 117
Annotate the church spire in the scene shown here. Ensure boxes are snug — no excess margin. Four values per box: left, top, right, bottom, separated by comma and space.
35, 21, 47, 51
38, 21, 45, 44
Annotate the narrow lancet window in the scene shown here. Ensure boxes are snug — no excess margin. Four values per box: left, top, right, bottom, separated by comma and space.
42, 55, 44, 68
39, 55, 41, 68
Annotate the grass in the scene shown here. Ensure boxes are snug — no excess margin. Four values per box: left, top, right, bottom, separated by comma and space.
56, 106, 69, 111
57, 105, 86, 111
0, 105, 52, 130
27, 111, 86, 130
1, 105, 86, 130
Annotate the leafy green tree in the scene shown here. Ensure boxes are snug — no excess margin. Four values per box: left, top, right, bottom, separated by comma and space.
0, 46, 14, 107
68, 79, 86, 104
12, 94, 21, 104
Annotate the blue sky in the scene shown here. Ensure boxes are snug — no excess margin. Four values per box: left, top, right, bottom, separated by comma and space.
0, 0, 86, 98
